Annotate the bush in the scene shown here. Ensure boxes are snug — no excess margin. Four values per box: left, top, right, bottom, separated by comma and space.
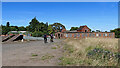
32, 31, 43, 37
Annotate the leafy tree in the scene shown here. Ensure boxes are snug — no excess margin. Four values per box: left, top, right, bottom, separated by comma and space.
32, 31, 43, 37
70, 27, 78, 31
51, 23, 65, 32
26, 26, 30, 31
18, 26, 26, 31
2, 25, 10, 35
6, 22, 10, 27
29, 17, 39, 32
0, 25, 2, 35
10, 27, 17, 31
48, 25, 53, 34
96, 30, 101, 32
110, 28, 120, 38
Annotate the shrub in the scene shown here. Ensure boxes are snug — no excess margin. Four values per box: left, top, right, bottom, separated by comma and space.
32, 31, 43, 37
51, 47, 57, 49
32, 54, 38, 57
41, 54, 54, 60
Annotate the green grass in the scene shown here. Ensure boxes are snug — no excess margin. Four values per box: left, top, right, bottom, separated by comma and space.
41, 54, 54, 60
59, 38, 118, 66
32, 54, 38, 57
51, 47, 57, 49
59, 57, 75, 65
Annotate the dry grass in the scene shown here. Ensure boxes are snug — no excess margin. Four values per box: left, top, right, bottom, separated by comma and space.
59, 38, 118, 66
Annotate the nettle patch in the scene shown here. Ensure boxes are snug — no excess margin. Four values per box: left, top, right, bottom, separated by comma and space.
87, 48, 120, 61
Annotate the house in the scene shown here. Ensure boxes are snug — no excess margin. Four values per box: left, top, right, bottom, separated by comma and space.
77, 25, 90, 32
55, 25, 115, 39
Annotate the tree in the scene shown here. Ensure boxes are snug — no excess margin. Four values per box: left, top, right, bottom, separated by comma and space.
2, 25, 10, 35
18, 26, 26, 31
32, 31, 43, 37
26, 26, 30, 31
105, 31, 107, 32
48, 25, 53, 34
6, 22, 10, 27
51, 23, 65, 32
110, 28, 120, 38
96, 30, 101, 32
10, 26, 18, 31
27, 17, 50, 37
29, 17, 39, 32
70, 27, 78, 31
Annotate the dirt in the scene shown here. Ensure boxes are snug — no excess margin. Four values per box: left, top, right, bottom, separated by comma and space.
2, 39, 64, 66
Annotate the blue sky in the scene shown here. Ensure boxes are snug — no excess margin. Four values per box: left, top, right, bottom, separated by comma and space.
2, 2, 118, 31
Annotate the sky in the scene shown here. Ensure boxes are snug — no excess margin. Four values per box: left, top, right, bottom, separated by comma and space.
2, 2, 118, 31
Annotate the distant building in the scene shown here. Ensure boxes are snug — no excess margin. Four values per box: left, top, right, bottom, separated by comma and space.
77, 25, 90, 32
55, 25, 115, 39
8, 31, 31, 36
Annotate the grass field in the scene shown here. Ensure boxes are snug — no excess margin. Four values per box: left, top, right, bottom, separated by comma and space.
59, 38, 119, 66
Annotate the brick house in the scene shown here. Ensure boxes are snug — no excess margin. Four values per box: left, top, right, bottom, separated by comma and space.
77, 25, 90, 32
55, 25, 115, 39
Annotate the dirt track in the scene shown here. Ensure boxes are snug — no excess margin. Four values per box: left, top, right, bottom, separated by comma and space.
2, 39, 64, 66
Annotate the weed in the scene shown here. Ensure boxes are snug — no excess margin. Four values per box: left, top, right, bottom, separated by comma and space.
41, 54, 54, 60
51, 47, 57, 49
32, 54, 38, 57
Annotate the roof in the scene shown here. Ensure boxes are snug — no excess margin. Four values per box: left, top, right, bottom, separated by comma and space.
10, 31, 18, 33
77, 25, 89, 30
9, 31, 29, 33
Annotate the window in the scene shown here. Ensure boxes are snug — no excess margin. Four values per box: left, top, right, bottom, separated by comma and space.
66, 34, 68, 37
105, 33, 107, 36
78, 33, 80, 37
103, 34, 105, 36
109, 33, 111, 36
92, 34, 95, 37
96, 34, 99, 37
69, 34, 72, 37
85, 34, 88, 37
82, 34, 84, 37
74, 34, 76, 38
99, 34, 101, 37
89, 33, 91, 37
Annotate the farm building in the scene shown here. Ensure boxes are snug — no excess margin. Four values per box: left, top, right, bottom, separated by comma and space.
55, 25, 115, 39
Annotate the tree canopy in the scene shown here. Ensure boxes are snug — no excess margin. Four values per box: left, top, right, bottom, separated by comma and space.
70, 27, 79, 31
51, 23, 65, 32
110, 28, 120, 38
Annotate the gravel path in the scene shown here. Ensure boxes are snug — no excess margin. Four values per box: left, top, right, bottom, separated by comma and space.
2, 39, 64, 66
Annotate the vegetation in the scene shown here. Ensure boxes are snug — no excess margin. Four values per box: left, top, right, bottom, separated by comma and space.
32, 54, 38, 57
70, 27, 79, 31
110, 28, 120, 38
41, 54, 54, 60
1, 17, 119, 37
59, 38, 118, 66
1, 17, 65, 37
51, 23, 65, 32
51, 47, 57, 49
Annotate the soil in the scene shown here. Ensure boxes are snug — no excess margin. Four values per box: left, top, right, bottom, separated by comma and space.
2, 39, 64, 66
